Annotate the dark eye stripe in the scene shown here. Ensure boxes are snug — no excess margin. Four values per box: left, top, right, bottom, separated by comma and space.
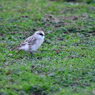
39, 33, 43, 36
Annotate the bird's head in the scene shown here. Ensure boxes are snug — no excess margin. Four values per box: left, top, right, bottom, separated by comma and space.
34, 30, 45, 39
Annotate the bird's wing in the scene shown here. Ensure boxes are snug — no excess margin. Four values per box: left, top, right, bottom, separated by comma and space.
11, 36, 37, 50
19, 36, 36, 48
24, 36, 37, 46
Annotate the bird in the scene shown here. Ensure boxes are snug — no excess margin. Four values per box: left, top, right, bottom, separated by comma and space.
16, 30, 45, 53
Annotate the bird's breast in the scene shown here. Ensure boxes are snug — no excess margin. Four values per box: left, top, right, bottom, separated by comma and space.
31, 39, 44, 51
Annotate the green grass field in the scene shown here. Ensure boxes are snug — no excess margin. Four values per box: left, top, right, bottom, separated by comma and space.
0, 0, 95, 95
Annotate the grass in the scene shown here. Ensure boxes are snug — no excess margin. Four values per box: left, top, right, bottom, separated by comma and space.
0, 0, 95, 95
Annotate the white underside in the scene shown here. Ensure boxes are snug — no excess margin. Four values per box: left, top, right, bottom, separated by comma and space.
31, 40, 43, 51
19, 44, 29, 51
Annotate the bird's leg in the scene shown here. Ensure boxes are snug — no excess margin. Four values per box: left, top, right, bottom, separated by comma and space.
29, 51, 34, 57
30, 51, 33, 55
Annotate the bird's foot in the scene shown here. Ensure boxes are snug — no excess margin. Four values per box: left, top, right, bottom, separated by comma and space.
29, 52, 34, 57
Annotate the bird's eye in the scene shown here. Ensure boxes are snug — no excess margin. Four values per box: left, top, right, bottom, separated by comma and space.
39, 33, 43, 36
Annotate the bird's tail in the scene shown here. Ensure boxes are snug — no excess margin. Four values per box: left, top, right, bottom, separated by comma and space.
11, 46, 21, 51
10, 47, 22, 54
